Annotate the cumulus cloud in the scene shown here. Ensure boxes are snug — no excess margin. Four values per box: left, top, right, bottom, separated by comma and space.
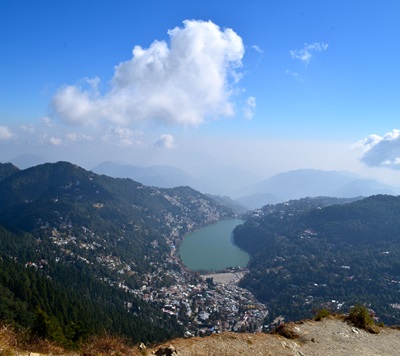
355, 129, 400, 169
0, 126, 13, 140
243, 96, 256, 120
290, 42, 328, 65
52, 20, 245, 127
153, 134, 175, 149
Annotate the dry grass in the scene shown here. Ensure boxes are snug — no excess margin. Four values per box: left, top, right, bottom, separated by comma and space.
80, 334, 139, 356
270, 323, 300, 339
0, 322, 143, 356
0, 322, 72, 355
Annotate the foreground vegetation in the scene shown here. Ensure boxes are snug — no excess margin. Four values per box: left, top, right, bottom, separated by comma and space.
0, 162, 233, 347
0, 306, 394, 355
234, 195, 400, 325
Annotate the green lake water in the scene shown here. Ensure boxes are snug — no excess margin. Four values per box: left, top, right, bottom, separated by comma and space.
178, 219, 249, 272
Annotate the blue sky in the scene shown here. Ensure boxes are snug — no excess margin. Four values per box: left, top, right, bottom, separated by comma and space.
1, 0, 400, 184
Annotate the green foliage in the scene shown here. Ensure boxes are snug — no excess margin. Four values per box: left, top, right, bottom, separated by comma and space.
233, 195, 400, 325
0, 161, 233, 347
271, 323, 299, 339
314, 309, 331, 321
0, 163, 19, 182
346, 305, 378, 333
32, 307, 65, 343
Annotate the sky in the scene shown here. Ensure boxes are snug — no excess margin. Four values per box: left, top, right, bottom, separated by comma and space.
1, 0, 400, 185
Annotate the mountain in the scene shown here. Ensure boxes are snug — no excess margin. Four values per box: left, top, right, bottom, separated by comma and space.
236, 192, 281, 209
0, 161, 235, 345
0, 162, 19, 182
233, 195, 400, 325
10, 153, 46, 169
205, 194, 249, 213
92, 161, 198, 189
198, 165, 260, 196
92, 161, 261, 197
237, 169, 398, 208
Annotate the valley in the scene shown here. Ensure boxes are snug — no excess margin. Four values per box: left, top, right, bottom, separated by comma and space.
2, 161, 400, 349
0, 161, 267, 345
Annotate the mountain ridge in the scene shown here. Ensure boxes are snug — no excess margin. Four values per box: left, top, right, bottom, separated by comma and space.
237, 168, 398, 208
0, 161, 238, 345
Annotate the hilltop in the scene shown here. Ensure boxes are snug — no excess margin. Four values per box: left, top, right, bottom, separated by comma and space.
147, 317, 400, 356
1, 316, 400, 355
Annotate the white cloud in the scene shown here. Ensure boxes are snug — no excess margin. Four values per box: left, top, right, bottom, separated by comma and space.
243, 96, 256, 120
49, 136, 62, 146
153, 134, 175, 149
0, 126, 13, 140
251, 45, 263, 54
285, 69, 302, 81
66, 132, 94, 142
102, 126, 143, 147
355, 129, 400, 169
19, 124, 35, 133
52, 20, 245, 127
41, 116, 54, 127
290, 42, 328, 65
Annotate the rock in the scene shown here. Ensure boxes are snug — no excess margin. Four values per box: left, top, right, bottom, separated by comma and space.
352, 327, 360, 334
139, 342, 147, 351
153, 344, 177, 355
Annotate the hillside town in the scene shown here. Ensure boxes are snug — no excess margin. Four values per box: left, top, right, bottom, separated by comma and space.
134, 265, 269, 335
28, 183, 269, 336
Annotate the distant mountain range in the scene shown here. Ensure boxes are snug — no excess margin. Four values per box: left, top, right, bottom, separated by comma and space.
7, 156, 398, 210
92, 161, 260, 199
236, 169, 399, 209
9, 153, 46, 169
92, 163, 399, 210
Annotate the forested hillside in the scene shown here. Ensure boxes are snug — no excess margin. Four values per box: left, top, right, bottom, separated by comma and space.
0, 162, 19, 182
233, 195, 400, 326
0, 161, 234, 346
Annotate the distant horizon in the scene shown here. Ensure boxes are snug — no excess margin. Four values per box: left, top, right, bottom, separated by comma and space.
3, 151, 395, 183
2, 1, 400, 187
4, 154, 399, 202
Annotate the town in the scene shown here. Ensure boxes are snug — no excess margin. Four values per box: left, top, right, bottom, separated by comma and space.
28, 184, 269, 336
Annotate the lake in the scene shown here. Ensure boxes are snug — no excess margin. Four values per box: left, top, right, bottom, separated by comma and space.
178, 219, 249, 272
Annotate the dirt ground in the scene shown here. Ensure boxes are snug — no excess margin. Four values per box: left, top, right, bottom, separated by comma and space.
147, 317, 400, 356
3, 317, 400, 355
201, 272, 245, 284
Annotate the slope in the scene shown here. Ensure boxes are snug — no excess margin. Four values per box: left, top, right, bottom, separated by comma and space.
234, 195, 400, 325
0, 161, 234, 345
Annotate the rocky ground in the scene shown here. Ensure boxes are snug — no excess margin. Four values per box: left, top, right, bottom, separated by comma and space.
147, 317, 400, 356
2, 317, 400, 355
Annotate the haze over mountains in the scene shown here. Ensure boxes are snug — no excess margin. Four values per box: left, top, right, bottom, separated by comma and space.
8, 155, 398, 210
92, 162, 398, 209
2, 159, 400, 348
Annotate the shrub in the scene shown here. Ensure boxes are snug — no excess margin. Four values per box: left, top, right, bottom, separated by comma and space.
314, 309, 331, 321
346, 305, 379, 334
271, 323, 299, 339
